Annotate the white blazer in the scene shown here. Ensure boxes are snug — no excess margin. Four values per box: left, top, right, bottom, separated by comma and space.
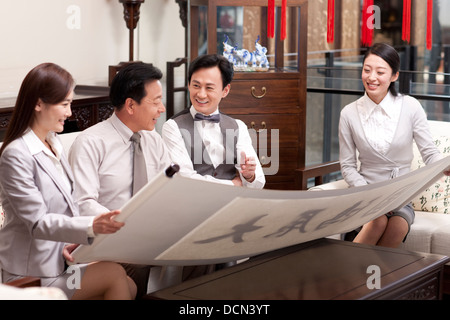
0, 136, 93, 278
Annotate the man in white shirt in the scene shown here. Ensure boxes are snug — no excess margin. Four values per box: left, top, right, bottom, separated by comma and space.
68, 62, 171, 298
162, 54, 265, 189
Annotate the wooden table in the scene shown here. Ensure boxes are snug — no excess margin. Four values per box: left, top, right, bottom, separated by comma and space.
147, 238, 450, 300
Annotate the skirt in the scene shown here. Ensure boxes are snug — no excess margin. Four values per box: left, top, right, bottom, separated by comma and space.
2, 263, 88, 299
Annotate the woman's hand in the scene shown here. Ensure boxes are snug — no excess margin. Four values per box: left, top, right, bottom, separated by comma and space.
63, 243, 80, 263
93, 210, 124, 235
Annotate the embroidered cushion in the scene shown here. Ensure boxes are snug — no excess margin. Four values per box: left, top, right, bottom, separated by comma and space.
0, 205, 3, 229
410, 135, 450, 213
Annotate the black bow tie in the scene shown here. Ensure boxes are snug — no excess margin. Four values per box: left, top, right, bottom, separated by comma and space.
194, 113, 220, 123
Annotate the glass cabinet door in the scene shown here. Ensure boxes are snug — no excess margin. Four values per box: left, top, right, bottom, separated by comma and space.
189, 0, 307, 73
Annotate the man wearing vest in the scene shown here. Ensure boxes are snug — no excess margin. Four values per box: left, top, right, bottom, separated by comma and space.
162, 54, 265, 189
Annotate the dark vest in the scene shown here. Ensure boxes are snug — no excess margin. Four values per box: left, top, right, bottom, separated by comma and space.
172, 109, 239, 180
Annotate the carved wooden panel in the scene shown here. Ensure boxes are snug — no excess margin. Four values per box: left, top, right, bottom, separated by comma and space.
0, 85, 112, 138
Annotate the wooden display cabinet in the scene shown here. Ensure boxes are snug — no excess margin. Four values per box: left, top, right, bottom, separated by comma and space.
189, 0, 308, 190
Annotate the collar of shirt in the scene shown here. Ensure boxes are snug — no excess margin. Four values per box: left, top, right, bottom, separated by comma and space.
360, 92, 399, 122
189, 106, 220, 123
110, 112, 135, 144
23, 129, 63, 160
189, 106, 224, 166
23, 128, 73, 194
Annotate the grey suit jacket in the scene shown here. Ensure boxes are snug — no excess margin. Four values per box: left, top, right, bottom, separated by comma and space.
339, 94, 442, 187
0, 136, 93, 278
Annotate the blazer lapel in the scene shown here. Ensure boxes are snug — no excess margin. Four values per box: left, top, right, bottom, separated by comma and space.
34, 152, 77, 216
60, 154, 75, 191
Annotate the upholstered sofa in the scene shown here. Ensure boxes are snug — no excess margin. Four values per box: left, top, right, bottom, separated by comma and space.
303, 120, 450, 292
0, 282, 67, 300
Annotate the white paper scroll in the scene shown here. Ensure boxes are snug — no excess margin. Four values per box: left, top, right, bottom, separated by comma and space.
71, 156, 450, 266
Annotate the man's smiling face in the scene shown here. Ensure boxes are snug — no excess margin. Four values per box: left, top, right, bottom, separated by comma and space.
188, 66, 230, 115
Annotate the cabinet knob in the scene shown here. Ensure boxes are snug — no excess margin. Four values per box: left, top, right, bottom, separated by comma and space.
250, 121, 267, 133
259, 155, 268, 165
251, 86, 267, 99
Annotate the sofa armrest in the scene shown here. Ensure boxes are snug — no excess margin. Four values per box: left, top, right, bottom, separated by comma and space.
5, 277, 41, 288
309, 179, 349, 191
295, 160, 341, 190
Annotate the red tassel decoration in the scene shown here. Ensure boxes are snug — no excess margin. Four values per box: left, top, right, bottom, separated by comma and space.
327, 0, 335, 43
361, 0, 367, 46
402, 0, 411, 43
361, 0, 374, 47
427, 0, 433, 50
268, 0, 275, 38
281, 0, 287, 40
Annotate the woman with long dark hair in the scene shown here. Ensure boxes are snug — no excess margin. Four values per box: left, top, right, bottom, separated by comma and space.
0, 63, 136, 299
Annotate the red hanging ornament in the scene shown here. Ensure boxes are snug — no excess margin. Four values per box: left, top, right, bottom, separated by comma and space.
426, 0, 433, 50
327, 0, 335, 43
402, 0, 411, 43
268, 0, 275, 38
281, 0, 287, 40
361, 0, 374, 47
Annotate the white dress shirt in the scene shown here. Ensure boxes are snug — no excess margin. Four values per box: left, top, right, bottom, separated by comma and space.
162, 106, 265, 189
358, 92, 401, 155
68, 113, 172, 216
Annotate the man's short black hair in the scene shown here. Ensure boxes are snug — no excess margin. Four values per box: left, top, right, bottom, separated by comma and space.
110, 62, 163, 110
188, 54, 234, 89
